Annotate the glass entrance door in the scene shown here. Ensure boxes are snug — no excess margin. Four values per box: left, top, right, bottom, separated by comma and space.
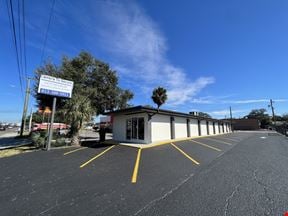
126, 117, 144, 140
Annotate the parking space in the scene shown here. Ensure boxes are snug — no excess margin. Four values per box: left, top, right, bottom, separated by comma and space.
0, 132, 258, 215
54, 132, 251, 186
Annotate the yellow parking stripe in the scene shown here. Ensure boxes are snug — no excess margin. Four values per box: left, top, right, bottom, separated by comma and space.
171, 143, 200, 165
131, 149, 142, 183
220, 137, 239, 142
229, 137, 242, 141
63, 147, 88, 156
80, 145, 115, 168
189, 140, 222, 152
203, 137, 232, 145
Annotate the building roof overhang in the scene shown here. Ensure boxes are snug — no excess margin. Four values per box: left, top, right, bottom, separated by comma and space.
105, 106, 230, 123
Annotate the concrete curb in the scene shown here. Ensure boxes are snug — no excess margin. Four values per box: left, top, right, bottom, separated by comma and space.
102, 132, 233, 149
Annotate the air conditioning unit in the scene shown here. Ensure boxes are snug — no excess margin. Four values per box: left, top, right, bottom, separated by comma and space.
189, 111, 199, 116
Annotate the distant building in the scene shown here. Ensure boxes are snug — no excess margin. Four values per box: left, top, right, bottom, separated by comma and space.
232, 119, 260, 130
106, 106, 232, 144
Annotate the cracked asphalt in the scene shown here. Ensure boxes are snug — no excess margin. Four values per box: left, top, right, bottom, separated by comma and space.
0, 131, 288, 215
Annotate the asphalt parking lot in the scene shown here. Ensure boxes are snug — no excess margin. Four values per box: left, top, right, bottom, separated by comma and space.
1, 131, 288, 215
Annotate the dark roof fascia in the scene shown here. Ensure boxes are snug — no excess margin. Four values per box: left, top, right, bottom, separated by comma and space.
105, 106, 228, 123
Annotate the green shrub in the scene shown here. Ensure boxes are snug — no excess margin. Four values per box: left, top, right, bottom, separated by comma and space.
30, 131, 46, 148
53, 138, 66, 147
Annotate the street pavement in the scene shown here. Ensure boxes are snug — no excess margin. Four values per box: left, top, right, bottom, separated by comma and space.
0, 131, 288, 215
0, 129, 31, 150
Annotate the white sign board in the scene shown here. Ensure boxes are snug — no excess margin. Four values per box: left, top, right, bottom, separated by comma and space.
38, 75, 74, 98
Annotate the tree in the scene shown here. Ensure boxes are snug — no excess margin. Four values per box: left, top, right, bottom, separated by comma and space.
198, 112, 212, 118
116, 89, 134, 110
34, 51, 133, 145
151, 87, 168, 111
246, 108, 270, 128
27, 111, 63, 124
282, 113, 288, 122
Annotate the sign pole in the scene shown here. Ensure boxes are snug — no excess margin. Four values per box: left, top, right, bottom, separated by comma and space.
46, 97, 57, 151
229, 106, 233, 132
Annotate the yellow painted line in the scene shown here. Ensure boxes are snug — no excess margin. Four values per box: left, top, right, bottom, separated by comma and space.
219, 137, 239, 142
142, 133, 233, 149
141, 137, 192, 149
203, 137, 232, 145
131, 149, 142, 183
189, 140, 222, 152
79, 145, 115, 168
63, 147, 88, 156
228, 137, 242, 141
171, 143, 200, 165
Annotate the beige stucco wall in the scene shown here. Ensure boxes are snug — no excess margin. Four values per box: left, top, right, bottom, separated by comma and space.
151, 114, 171, 142
112, 113, 150, 144
112, 112, 231, 144
215, 122, 219, 134
190, 119, 199, 137
200, 120, 208, 136
174, 117, 187, 139
208, 121, 214, 135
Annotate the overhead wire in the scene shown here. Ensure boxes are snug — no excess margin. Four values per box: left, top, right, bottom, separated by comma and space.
17, 0, 24, 80
22, 0, 27, 78
40, 0, 56, 65
6, 0, 24, 98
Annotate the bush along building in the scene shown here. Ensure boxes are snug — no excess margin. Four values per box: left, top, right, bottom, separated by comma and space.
105, 106, 232, 144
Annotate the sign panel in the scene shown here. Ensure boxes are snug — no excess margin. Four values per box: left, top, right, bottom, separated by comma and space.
38, 75, 74, 98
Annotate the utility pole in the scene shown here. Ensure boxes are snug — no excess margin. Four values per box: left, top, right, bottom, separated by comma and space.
20, 78, 31, 136
229, 106, 233, 132
46, 97, 57, 151
28, 108, 33, 133
269, 99, 275, 126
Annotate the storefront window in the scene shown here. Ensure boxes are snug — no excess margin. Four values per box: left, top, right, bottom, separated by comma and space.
138, 118, 144, 140
126, 119, 132, 140
126, 117, 144, 140
132, 118, 138, 139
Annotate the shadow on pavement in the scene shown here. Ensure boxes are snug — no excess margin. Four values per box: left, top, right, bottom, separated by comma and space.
0, 136, 32, 149
81, 139, 114, 148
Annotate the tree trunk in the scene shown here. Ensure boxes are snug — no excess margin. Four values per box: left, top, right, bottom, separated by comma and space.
71, 131, 80, 146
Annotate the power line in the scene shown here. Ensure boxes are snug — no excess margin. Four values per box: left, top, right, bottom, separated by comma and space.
22, 0, 27, 78
40, 0, 56, 64
17, 0, 25, 79
6, 0, 24, 98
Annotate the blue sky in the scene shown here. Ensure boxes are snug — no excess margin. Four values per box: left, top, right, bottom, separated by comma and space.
1, 0, 288, 122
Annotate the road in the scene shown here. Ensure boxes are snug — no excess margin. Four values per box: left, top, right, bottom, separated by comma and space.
0, 131, 287, 215
0, 128, 18, 137
0, 128, 32, 149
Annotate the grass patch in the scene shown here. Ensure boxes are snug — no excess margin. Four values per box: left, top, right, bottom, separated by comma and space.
0, 145, 38, 158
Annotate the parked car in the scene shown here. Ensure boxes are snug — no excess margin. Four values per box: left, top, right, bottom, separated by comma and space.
0, 125, 6, 131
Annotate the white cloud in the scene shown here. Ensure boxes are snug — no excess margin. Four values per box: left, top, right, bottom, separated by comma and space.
227, 99, 288, 104
85, 0, 214, 105
9, 84, 16, 88
168, 77, 215, 106
210, 109, 248, 116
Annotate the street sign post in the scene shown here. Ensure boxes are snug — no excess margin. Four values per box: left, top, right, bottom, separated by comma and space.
37, 75, 74, 150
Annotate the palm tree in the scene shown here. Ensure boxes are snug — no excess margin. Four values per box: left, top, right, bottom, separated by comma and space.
61, 94, 94, 146
151, 87, 168, 111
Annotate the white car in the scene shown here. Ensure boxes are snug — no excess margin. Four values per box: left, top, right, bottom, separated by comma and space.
84, 126, 93, 130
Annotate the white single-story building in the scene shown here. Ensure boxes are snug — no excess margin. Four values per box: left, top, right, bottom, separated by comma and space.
106, 106, 232, 144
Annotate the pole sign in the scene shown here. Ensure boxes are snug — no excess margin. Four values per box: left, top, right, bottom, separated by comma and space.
38, 75, 74, 98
